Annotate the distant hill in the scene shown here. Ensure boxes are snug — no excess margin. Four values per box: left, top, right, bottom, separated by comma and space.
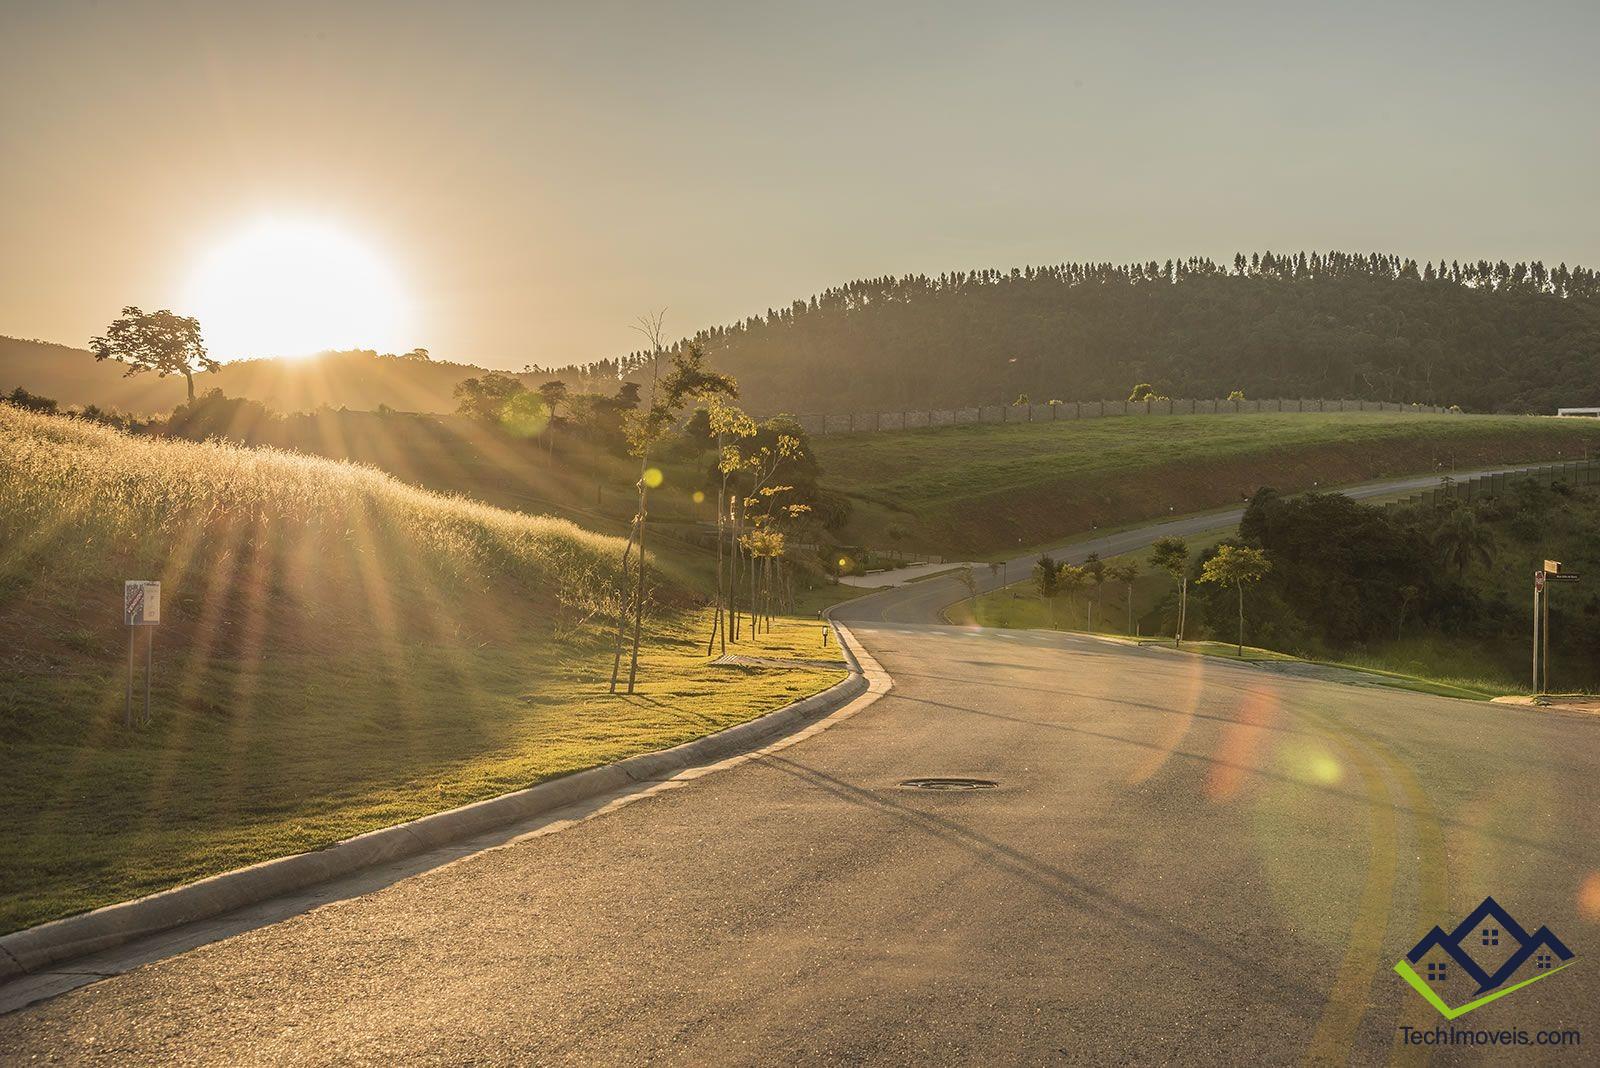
0, 338, 558, 416
16, 251, 1600, 417
581, 251, 1600, 415
0, 337, 188, 412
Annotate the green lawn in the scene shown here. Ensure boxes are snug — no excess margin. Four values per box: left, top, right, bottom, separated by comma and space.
0, 609, 843, 934
813, 412, 1600, 555
0, 407, 846, 933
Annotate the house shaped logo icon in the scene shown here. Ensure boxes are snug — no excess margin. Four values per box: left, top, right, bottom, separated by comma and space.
1395, 897, 1576, 1019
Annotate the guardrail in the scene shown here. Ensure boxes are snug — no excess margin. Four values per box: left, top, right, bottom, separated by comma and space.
792, 398, 1456, 436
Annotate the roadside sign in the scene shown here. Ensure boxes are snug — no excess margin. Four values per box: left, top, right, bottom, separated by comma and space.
1535, 570, 1546, 591
1544, 559, 1563, 574
1548, 573, 1581, 583
124, 580, 160, 625
123, 580, 160, 727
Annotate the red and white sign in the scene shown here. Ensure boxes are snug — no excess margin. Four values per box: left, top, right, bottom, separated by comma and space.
124, 580, 161, 626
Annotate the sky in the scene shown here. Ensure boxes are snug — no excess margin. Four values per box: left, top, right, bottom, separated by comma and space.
3, 0, 1599, 368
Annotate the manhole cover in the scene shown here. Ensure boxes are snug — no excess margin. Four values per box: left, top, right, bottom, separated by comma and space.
897, 777, 999, 791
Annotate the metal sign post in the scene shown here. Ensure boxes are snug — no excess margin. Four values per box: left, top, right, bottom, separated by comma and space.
1533, 570, 1544, 694
1534, 562, 1579, 694
123, 580, 160, 726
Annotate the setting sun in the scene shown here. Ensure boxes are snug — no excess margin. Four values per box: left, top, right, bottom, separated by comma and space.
183, 217, 412, 361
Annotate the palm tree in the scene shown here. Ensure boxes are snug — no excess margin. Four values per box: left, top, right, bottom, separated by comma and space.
1434, 508, 1494, 577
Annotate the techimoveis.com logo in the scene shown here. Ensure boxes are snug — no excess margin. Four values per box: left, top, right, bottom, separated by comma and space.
1395, 896, 1576, 1020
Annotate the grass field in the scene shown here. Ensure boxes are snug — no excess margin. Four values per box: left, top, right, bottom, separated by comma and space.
812, 412, 1600, 555
0, 407, 844, 932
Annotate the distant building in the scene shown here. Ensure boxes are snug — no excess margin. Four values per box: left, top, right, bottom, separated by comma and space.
1556, 407, 1600, 417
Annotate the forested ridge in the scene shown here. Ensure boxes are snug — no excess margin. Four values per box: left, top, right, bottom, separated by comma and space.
566, 251, 1600, 415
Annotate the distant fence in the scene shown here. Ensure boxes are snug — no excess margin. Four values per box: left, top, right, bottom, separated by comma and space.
1389, 459, 1600, 509
792, 398, 1456, 436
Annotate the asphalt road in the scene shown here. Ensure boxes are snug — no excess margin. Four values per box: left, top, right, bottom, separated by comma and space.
2, 470, 1596, 1064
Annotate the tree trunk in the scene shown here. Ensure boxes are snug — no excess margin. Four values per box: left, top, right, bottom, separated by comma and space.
626, 492, 648, 691
184, 369, 195, 403
1236, 581, 1245, 656
607, 524, 638, 691
707, 477, 725, 656
1175, 576, 1187, 647
1126, 584, 1133, 635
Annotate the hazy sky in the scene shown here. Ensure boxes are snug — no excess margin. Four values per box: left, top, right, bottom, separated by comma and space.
4, 0, 1598, 368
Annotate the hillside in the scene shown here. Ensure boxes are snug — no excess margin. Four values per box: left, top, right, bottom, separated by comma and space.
597, 252, 1600, 415
0, 406, 841, 931
811, 412, 1600, 556
0, 338, 558, 416
17, 251, 1600, 422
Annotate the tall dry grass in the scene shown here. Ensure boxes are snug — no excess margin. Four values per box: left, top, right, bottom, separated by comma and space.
0, 405, 633, 623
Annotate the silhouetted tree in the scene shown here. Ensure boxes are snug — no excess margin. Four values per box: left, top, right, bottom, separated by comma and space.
89, 306, 216, 402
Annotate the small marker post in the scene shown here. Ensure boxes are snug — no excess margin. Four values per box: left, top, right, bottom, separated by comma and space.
123, 579, 160, 726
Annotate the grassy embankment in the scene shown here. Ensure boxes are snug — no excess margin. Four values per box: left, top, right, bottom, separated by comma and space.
0, 407, 844, 933
948, 476, 1600, 699
947, 554, 1509, 703
813, 412, 1600, 556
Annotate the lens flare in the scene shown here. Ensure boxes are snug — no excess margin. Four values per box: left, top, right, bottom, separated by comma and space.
499, 394, 550, 438
1580, 872, 1600, 921
1206, 685, 1279, 802
643, 468, 664, 488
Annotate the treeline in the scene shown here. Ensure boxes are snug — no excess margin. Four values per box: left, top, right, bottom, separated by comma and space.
550, 251, 1600, 414
1181, 482, 1600, 686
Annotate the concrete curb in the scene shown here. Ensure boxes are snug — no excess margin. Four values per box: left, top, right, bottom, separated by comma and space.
0, 622, 873, 983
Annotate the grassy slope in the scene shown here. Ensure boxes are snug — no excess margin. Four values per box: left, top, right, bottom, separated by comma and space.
813, 412, 1600, 556
947, 533, 1514, 699
0, 408, 843, 932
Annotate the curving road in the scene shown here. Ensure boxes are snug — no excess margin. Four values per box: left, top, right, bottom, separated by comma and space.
2, 468, 1596, 1064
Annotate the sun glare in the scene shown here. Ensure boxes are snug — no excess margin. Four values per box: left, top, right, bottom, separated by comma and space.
184, 217, 412, 361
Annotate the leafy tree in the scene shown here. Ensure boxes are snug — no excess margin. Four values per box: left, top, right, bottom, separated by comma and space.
537, 380, 569, 420
1081, 552, 1107, 630
3, 386, 58, 413
1227, 389, 1246, 401
1033, 554, 1060, 625
704, 398, 758, 652
1107, 560, 1140, 634
89, 306, 216, 402
1149, 536, 1191, 645
536, 380, 570, 459
1055, 563, 1087, 626
610, 324, 738, 694
453, 371, 525, 423
957, 566, 978, 616
1199, 544, 1272, 655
